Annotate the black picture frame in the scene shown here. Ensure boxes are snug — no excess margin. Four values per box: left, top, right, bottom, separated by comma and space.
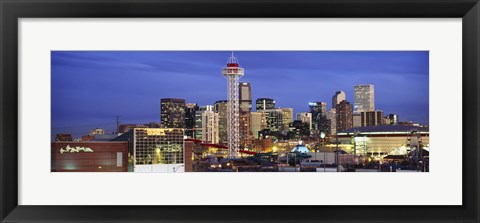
1, 0, 479, 222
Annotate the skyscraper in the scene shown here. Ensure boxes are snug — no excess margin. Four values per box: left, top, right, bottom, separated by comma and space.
336, 100, 353, 131
296, 112, 312, 131
185, 103, 199, 138
239, 82, 252, 112
264, 109, 284, 132
239, 82, 253, 148
326, 109, 336, 135
239, 111, 253, 149
250, 112, 267, 139
222, 53, 244, 158
214, 100, 228, 145
332, 91, 346, 109
194, 105, 219, 144
309, 102, 328, 134
160, 98, 186, 128
354, 85, 375, 112
256, 98, 275, 111
279, 108, 294, 131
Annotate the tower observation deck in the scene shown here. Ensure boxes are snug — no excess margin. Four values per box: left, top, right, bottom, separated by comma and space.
222, 52, 244, 158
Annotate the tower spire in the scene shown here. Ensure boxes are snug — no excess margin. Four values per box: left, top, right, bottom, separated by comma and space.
222, 53, 245, 158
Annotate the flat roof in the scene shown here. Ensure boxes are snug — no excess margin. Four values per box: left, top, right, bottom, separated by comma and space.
338, 125, 429, 135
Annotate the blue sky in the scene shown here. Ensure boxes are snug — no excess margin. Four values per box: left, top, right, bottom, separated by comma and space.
51, 51, 429, 139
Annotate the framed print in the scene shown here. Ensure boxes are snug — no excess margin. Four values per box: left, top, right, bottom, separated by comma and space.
1, 0, 479, 222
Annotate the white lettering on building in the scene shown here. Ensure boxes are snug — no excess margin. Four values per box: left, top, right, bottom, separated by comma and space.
60, 145, 94, 154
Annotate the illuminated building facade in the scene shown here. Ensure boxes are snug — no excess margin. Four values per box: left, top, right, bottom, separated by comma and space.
332, 91, 346, 109
385, 113, 399, 125
239, 82, 252, 112
279, 108, 294, 131
354, 84, 375, 112
360, 110, 384, 127
264, 109, 284, 132
81, 135, 95, 142
353, 113, 362, 127
326, 109, 336, 135
250, 112, 267, 139
195, 105, 219, 144
296, 112, 312, 131
214, 100, 228, 145
113, 128, 185, 172
160, 98, 186, 128
288, 120, 310, 138
239, 82, 253, 149
309, 102, 328, 134
330, 91, 346, 135
256, 98, 275, 111
336, 100, 353, 131
89, 128, 105, 135
239, 111, 253, 149
222, 53, 244, 157
337, 125, 429, 155
185, 103, 199, 138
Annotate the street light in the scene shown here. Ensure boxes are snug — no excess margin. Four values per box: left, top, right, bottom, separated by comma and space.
320, 132, 326, 172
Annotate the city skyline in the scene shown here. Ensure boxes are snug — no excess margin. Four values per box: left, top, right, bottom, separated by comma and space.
52, 51, 429, 139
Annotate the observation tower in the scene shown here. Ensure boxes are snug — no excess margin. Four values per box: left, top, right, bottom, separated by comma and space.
222, 52, 244, 158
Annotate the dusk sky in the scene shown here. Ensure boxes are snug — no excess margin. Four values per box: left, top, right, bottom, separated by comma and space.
51, 51, 429, 140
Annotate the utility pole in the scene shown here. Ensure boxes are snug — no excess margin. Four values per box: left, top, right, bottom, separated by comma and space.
336, 131, 340, 172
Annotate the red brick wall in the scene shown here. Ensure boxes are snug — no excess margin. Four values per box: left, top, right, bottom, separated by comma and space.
52, 142, 128, 172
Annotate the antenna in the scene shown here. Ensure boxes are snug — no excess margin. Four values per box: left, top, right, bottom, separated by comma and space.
116, 116, 119, 134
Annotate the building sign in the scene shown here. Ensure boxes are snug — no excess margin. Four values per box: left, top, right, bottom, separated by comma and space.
60, 145, 94, 154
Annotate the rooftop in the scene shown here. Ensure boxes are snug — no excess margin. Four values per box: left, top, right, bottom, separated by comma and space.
339, 125, 429, 134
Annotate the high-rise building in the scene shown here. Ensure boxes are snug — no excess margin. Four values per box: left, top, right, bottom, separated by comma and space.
332, 91, 346, 109
239, 111, 253, 149
309, 102, 328, 134
360, 110, 384, 126
222, 53, 244, 158
250, 112, 267, 139
214, 100, 228, 145
194, 105, 219, 144
264, 109, 284, 132
336, 100, 353, 131
296, 112, 312, 131
184, 103, 198, 138
326, 109, 336, 135
354, 85, 375, 112
279, 108, 294, 131
239, 82, 252, 112
288, 120, 311, 139
256, 98, 275, 111
160, 98, 186, 128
